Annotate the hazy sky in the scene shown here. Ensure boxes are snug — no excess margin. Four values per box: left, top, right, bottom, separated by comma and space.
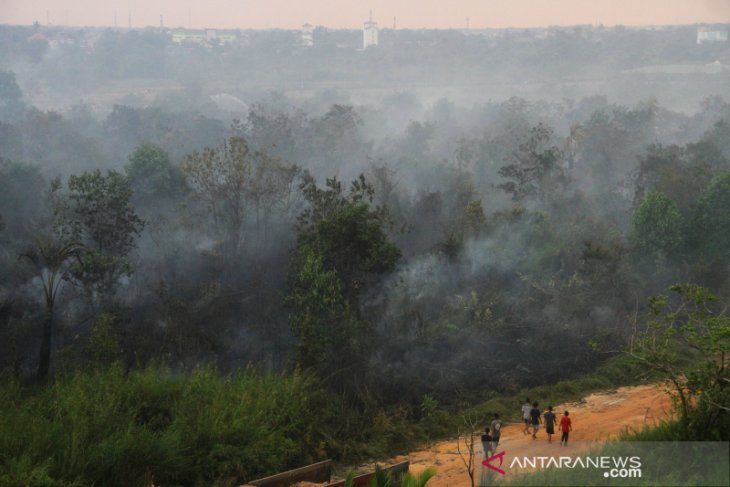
1, 0, 730, 30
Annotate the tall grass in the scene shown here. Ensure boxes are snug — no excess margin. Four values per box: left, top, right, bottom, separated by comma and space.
0, 365, 326, 487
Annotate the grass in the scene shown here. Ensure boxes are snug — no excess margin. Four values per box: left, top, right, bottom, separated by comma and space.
0, 365, 327, 487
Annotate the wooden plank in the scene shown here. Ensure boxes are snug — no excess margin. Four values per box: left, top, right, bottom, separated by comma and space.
326, 461, 410, 487
245, 459, 332, 487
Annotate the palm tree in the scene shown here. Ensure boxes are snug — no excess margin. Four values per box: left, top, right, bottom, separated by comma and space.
19, 235, 83, 381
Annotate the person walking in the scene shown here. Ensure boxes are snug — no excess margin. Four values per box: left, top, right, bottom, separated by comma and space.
529, 402, 542, 439
490, 413, 503, 452
544, 406, 557, 443
560, 410, 572, 446
481, 427, 493, 459
521, 398, 532, 434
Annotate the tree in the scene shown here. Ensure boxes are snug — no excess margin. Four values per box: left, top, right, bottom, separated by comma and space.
632, 144, 718, 214
182, 136, 297, 261
0, 70, 25, 122
296, 174, 400, 310
498, 123, 567, 202
456, 413, 482, 487
125, 143, 187, 202
64, 170, 144, 301
289, 174, 400, 384
287, 249, 349, 370
19, 236, 83, 381
626, 284, 730, 439
688, 173, 730, 262
630, 189, 683, 261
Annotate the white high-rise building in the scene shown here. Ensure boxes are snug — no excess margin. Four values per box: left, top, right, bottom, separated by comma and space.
363, 11, 378, 49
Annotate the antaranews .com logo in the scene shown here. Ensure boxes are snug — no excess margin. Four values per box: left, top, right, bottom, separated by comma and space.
483, 451, 642, 479
481, 442, 728, 486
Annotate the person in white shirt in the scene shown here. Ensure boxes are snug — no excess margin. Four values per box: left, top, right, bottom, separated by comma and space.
521, 398, 532, 435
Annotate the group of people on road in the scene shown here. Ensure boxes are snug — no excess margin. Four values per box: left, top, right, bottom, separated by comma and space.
481, 398, 574, 459
521, 398, 572, 445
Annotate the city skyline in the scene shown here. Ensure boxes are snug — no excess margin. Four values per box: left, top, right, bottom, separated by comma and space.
1, 0, 730, 30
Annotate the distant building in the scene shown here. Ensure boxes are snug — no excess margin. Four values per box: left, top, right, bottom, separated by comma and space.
172, 29, 206, 44
48, 33, 74, 50
363, 11, 378, 48
697, 26, 728, 45
301, 23, 314, 47
172, 29, 237, 45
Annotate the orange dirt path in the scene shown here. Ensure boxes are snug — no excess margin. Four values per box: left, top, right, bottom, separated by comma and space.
384, 383, 673, 487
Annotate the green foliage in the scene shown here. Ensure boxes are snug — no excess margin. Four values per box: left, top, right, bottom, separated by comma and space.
630, 189, 683, 260
0, 366, 327, 487
66, 169, 144, 254
688, 173, 730, 262
63, 169, 144, 299
498, 123, 567, 202
370, 464, 392, 487
289, 174, 400, 384
287, 248, 350, 369
626, 284, 730, 439
342, 464, 434, 487
86, 313, 123, 368
125, 143, 187, 201
182, 136, 298, 260
401, 468, 436, 487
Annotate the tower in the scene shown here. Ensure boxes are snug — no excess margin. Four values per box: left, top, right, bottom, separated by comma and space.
363, 10, 378, 49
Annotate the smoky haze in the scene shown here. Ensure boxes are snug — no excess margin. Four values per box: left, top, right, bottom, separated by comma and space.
0, 14, 729, 405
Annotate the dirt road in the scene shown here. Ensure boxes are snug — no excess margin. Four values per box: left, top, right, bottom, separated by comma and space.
385, 383, 673, 487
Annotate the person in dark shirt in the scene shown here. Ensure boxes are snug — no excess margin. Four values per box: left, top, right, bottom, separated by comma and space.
529, 401, 542, 439
544, 406, 557, 443
481, 427, 493, 458
560, 410, 573, 446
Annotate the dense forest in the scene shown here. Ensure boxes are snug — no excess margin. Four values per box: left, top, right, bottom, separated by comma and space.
0, 22, 729, 486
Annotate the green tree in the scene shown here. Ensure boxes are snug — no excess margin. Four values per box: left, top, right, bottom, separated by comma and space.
632, 144, 719, 214
125, 143, 187, 202
289, 174, 400, 383
498, 123, 567, 202
626, 284, 730, 439
18, 236, 83, 381
287, 249, 349, 369
296, 174, 400, 310
630, 189, 683, 260
65, 170, 144, 300
689, 173, 730, 262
